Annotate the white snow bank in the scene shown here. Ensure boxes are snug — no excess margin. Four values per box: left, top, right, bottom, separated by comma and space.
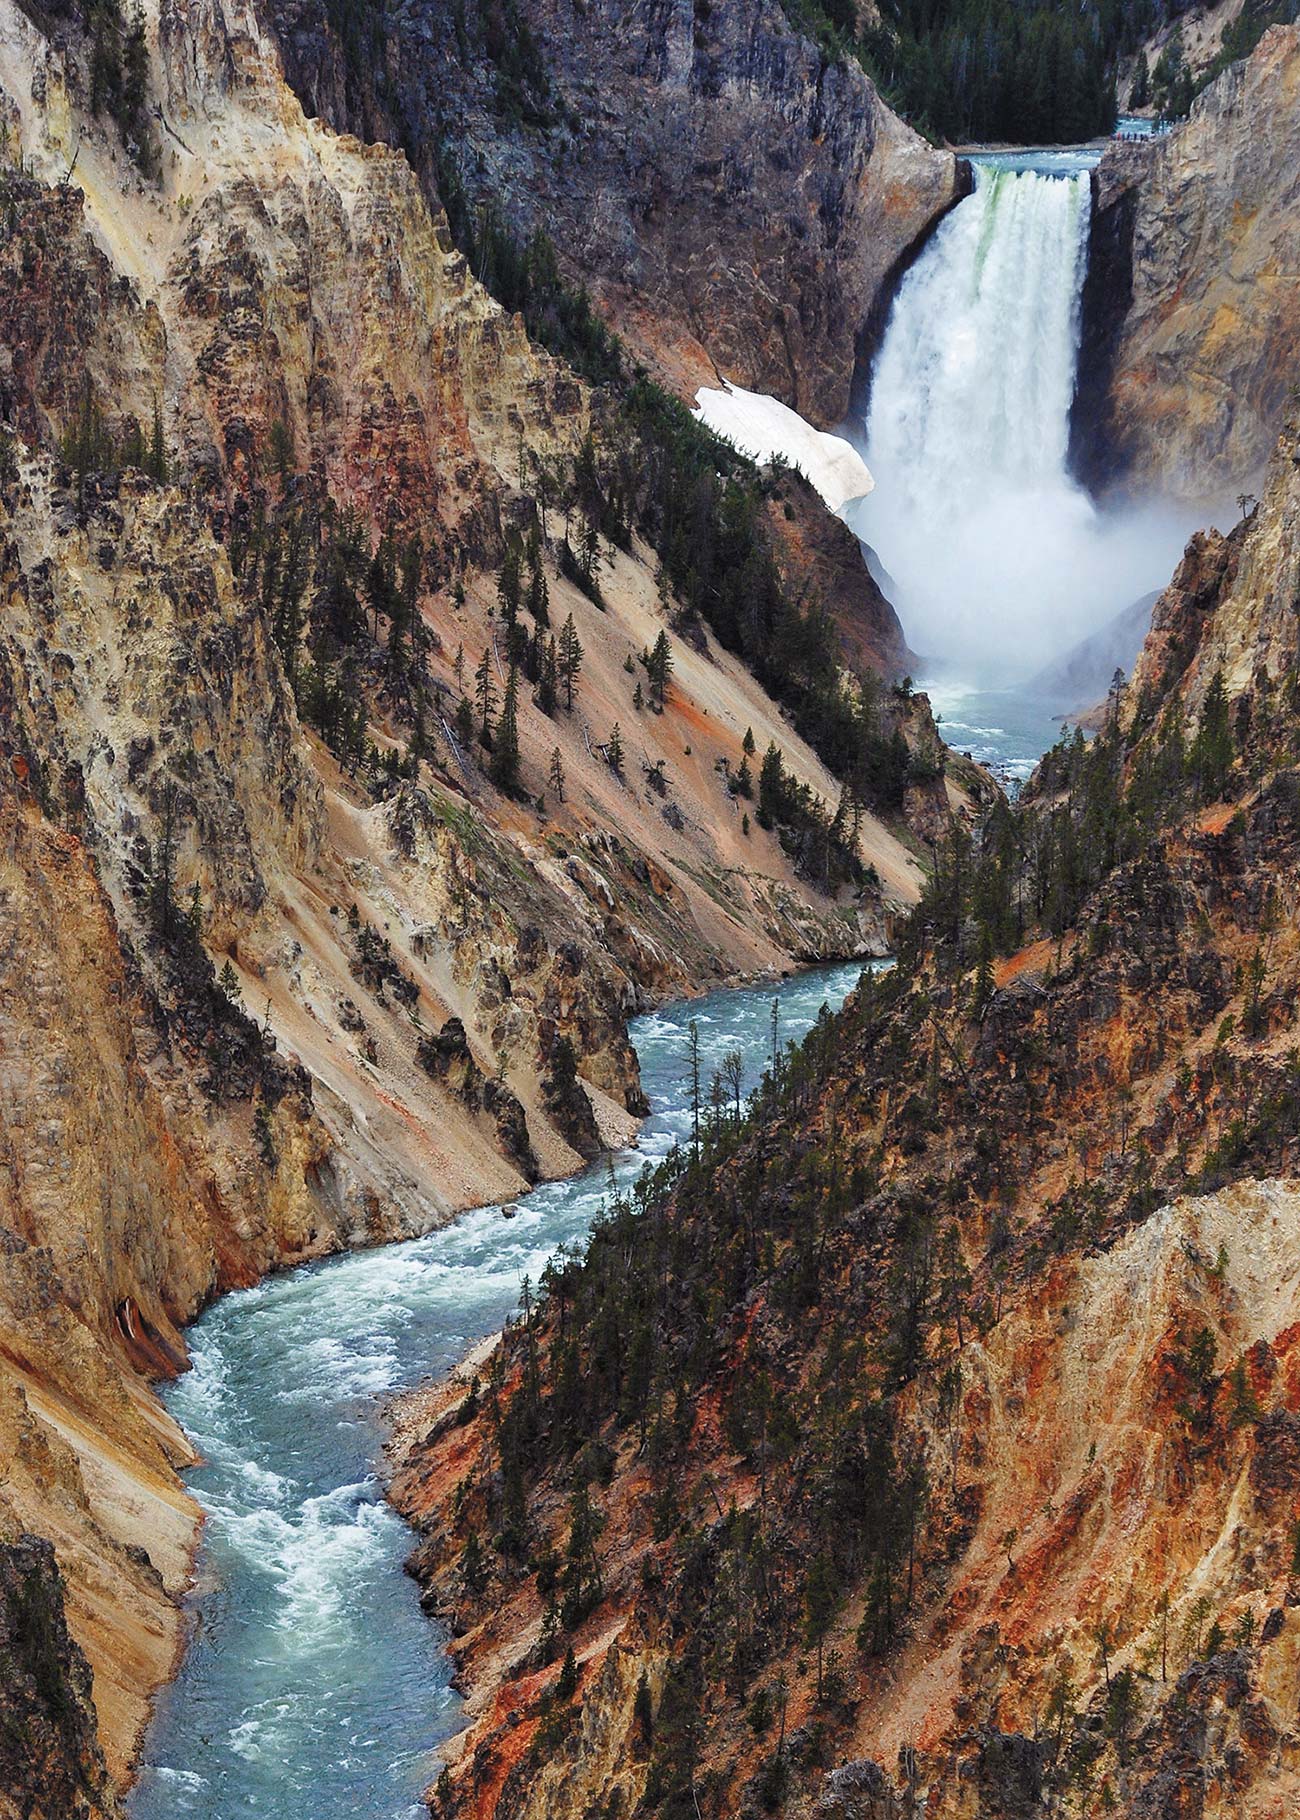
693, 381, 874, 516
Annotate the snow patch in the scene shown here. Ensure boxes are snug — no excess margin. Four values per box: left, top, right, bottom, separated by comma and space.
693, 381, 874, 516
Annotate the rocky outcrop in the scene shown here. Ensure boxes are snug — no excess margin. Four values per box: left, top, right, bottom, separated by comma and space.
0, 0, 588, 539
2, 461, 321, 941
0, 1526, 117, 1820
418, 1016, 540, 1180
0, 174, 165, 455
267, 0, 960, 429
1128, 415, 1300, 717
1072, 24, 1300, 500
763, 469, 912, 680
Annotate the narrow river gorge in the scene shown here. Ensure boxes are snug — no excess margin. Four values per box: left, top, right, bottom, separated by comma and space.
130, 964, 870, 1819
127, 143, 1205, 1820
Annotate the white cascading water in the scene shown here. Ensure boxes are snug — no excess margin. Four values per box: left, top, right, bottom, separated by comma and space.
869, 163, 1090, 517
853, 157, 1197, 686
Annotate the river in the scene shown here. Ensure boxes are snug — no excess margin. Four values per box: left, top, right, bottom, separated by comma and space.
130, 961, 868, 1820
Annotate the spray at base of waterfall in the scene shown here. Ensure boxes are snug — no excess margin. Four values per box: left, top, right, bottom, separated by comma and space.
854, 159, 1209, 685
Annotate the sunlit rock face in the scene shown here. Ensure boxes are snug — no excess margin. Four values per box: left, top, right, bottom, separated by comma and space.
1073, 23, 1300, 502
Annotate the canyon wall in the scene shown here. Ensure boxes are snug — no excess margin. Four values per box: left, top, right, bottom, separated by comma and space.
0, 0, 967, 1793
266, 0, 961, 429
392, 418, 1300, 1819
1073, 23, 1300, 501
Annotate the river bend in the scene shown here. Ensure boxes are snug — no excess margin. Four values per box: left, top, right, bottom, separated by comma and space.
131, 962, 866, 1820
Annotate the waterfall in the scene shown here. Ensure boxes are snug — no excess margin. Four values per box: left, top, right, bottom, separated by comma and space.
852, 156, 1194, 684
867, 163, 1090, 515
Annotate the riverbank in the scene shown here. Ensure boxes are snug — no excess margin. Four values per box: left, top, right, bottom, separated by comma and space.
127, 963, 869, 1817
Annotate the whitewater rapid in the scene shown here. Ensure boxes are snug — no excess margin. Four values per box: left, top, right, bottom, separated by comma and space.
851, 152, 1201, 687
130, 963, 868, 1820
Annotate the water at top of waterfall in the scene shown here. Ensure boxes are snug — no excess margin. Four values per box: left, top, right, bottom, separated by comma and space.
847, 151, 1204, 700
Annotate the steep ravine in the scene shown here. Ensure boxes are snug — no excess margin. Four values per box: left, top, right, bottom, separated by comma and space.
0, 0, 969, 1802
129, 966, 866, 1818
389, 421, 1300, 1820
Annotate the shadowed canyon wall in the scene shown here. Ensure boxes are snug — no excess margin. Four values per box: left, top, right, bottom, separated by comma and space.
266, 0, 962, 427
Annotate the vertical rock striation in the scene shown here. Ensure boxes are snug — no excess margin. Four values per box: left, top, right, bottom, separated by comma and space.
266, 0, 960, 428
1072, 23, 1300, 501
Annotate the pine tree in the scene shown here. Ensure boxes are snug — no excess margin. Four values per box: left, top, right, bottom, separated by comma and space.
536, 636, 559, 716
121, 6, 154, 170
646, 629, 673, 711
462, 1529, 487, 1597
393, 537, 422, 682
527, 552, 550, 626
1191, 669, 1233, 803
271, 511, 310, 687
757, 742, 785, 828
688, 1019, 701, 1149
147, 395, 167, 482
268, 417, 294, 482
606, 721, 624, 776
372, 535, 405, 641
803, 1551, 839, 1700
556, 1646, 579, 1700
491, 665, 521, 793
1131, 50, 1150, 109
560, 1484, 605, 1626
475, 647, 498, 747
497, 548, 523, 633
580, 517, 600, 587
558, 614, 584, 712
456, 695, 474, 748
549, 746, 565, 803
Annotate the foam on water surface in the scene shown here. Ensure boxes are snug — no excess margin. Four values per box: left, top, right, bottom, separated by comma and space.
132, 963, 867, 1819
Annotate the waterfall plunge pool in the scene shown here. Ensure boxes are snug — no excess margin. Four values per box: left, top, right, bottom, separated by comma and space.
129, 962, 869, 1820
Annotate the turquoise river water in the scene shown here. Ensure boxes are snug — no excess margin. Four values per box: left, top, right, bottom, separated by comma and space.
130, 961, 867, 1819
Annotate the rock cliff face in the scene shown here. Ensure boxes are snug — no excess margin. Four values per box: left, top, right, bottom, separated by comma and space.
391, 422, 1300, 1820
0, 0, 965, 1787
1131, 417, 1300, 712
1072, 24, 1300, 501
0, 1524, 117, 1820
762, 471, 913, 680
0, 0, 587, 537
267, 0, 960, 429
